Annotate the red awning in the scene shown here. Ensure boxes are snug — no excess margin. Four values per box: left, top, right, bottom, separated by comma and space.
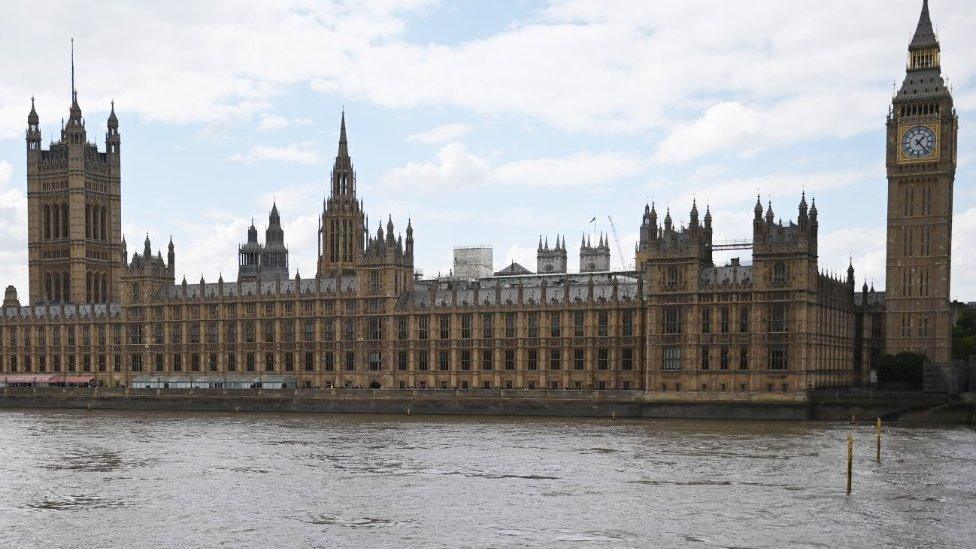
50, 375, 96, 384
2, 374, 57, 383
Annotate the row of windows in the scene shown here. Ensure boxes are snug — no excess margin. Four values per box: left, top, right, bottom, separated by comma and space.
662, 304, 788, 334
660, 381, 791, 392
133, 299, 360, 320
391, 348, 634, 372
1, 302, 795, 348
1, 324, 123, 347
899, 314, 931, 339
7, 310, 637, 347
665, 263, 788, 290
662, 344, 788, 371
1, 354, 121, 373
409, 311, 635, 340
1, 348, 637, 374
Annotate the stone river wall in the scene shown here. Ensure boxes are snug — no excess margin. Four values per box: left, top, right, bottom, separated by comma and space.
1, 388, 972, 423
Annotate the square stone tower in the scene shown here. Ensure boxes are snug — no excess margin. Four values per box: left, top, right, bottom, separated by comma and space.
26, 45, 123, 305
884, 0, 957, 364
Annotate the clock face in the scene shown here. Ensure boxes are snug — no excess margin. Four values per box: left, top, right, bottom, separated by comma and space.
902, 125, 937, 159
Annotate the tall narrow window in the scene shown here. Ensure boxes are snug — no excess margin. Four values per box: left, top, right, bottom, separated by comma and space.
664, 307, 681, 334
663, 347, 681, 371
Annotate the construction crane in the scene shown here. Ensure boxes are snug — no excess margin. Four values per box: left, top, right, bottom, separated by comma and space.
607, 216, 629, 271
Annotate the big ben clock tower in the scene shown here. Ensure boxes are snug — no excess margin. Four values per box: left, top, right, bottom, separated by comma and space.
885, 0, 957, 364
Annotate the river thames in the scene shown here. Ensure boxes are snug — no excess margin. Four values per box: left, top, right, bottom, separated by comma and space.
0, 410, 973, 547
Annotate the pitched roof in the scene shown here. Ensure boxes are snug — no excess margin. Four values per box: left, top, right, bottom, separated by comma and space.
493, 261, 532, 276
910, 0, 938, 49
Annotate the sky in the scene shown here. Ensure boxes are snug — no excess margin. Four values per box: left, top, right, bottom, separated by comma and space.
0, 0, 974, 298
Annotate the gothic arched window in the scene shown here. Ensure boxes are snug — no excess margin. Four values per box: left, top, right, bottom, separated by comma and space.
43, 205, 50, 240
61, 204, 69, 239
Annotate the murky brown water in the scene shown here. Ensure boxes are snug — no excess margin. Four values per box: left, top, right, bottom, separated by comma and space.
0, 410, 973, 548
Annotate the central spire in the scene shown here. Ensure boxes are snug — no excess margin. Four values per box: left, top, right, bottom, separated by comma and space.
69, 37, 81, 110
337, 110, 348, 160
67, 38, 82, 125
71, 38, 76, 103
330, 111, 355, 198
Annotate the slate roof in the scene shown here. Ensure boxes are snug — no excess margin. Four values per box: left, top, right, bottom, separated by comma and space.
494, 261, 532, 276
165, 276, 358, 299
910, 0, 938, 49
400, 272, 640, 310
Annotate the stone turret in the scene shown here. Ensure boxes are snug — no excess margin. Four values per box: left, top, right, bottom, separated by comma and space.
580, 233, 611, 272
239, 204, 290, 282
122, 233, 175, 303
537, 235, 567, 273
3, 286, 20, 308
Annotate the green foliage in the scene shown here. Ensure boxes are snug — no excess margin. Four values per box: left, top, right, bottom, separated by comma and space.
953, 305, 976, 359
876, 352, 925, 388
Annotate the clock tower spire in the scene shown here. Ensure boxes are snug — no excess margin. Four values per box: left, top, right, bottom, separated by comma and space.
884, 0, 957, 364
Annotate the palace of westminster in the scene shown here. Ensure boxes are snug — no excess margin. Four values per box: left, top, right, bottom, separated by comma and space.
0, 2, 959, 395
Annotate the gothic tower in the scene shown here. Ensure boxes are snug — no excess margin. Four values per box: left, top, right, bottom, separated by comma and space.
885, 0, 957, 364
317, 112, 366, 277
26, 42, 124, 305
261, 203, 289, 279
579, 233, 611, 272
536, 235, 567, 274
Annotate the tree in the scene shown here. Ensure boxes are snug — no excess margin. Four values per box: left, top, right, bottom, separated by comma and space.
876, 352, 925, 389
952, 304, 976, 359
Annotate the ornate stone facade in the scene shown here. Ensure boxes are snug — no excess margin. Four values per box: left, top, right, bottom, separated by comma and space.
26, 43, 124, 306
0, 2, 955, 396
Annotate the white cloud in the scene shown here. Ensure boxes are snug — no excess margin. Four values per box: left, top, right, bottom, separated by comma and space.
406, 123, 472, 144
257, 183, 323, 214
501, 243, 537, 274
495, 151, 646, 188
0, 161, 31, 293
819, 227, 887, 287
257, 114, 312, 132
227, 142, 324, 164
673, 167, 879, 210
380, 142, 491, 190
2, 0, 971, 156
381, 142, 645, 191
951, 207, 976, 300
0, 0, 438, 138
654, 102, 760, 163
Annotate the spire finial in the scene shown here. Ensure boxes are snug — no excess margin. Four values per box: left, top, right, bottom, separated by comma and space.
71, 38, 75, 102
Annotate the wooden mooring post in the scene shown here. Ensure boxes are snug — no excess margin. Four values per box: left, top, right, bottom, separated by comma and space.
876, 417, 882, 464
846, 433, 853, 496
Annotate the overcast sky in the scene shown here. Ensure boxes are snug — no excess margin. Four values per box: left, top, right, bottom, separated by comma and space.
0, 0, 974, 298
